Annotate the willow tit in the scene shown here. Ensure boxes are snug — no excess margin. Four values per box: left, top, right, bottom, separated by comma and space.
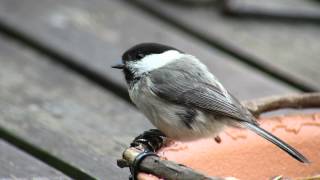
112, 43, 309, 163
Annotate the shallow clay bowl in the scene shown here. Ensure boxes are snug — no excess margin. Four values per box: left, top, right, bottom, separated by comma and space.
139, 112, 320, 180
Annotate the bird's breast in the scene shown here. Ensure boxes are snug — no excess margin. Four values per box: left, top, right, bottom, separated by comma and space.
129, 79, 226, 141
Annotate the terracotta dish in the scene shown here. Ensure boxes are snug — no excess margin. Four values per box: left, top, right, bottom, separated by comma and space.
139, 113, 320, 180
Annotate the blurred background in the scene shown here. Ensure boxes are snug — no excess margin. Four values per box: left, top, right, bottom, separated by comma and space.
0, 0, 319, 179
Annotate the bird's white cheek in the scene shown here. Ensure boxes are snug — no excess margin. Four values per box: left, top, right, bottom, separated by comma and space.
128, 50, 184, 75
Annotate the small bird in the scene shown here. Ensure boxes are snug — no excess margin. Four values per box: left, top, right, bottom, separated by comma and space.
112, 43, 309, 163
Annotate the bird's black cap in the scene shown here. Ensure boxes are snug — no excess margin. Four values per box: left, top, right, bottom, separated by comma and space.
112, 43, 181, 84
121, 43, 181, 63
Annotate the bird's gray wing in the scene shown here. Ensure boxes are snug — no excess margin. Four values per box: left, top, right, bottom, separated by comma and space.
149, 67, 255, 123
149, 67, 309, 163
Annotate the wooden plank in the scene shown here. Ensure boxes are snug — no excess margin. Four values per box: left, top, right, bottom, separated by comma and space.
0, 35, 152, 179
132, 0, 320, 91
0, 139, 69, 179
0, 0, 296, 100
0, 0, 300, 179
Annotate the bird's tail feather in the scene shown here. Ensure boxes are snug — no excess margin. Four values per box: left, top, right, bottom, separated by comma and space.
241, 121, 309, 163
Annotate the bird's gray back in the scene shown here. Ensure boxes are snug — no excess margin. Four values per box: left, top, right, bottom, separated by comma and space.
149, 56, 257, 125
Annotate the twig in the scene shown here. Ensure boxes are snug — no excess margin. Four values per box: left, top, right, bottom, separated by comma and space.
243, 93, 320, 117
122, 148, 222, 180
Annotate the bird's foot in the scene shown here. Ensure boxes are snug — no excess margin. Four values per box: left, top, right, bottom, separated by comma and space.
130, 129, 167, 152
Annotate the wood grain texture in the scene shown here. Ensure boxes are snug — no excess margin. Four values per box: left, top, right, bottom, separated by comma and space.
0, 0, 296, 100
0, 0, 302, 179
0, 35, 152, 179
133, 0, 320, 91
0, 140, 69, 179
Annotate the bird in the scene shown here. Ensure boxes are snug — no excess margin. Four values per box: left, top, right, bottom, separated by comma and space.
112, 42, 309, 163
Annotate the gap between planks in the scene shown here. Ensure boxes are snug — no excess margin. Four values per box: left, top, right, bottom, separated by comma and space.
0, 18, 131, 104
0, 126, 96, 180
0, 1, 301, 179
122, 0, 316, 92
0, 19, 129, 180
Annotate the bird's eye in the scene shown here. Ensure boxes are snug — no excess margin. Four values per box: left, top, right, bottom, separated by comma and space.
137, 53, 144, 58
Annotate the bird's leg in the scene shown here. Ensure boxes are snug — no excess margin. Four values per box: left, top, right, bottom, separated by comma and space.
126, 129, 166, 180
130, 129, 167, 152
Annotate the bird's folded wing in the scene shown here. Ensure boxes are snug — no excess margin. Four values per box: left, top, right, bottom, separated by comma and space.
149, 67, 255, 123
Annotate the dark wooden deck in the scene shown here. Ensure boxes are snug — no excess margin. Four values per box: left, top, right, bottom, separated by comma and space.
0, 0, 318, 179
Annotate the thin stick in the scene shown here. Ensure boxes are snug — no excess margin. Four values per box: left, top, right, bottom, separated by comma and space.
243, 93, 320, 117
122, 148, 223, 180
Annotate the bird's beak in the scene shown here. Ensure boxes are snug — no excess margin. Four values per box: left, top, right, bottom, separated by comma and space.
111, 61, 125, 69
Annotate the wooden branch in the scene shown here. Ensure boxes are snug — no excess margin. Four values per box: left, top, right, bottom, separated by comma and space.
122, 148, 222, 180
118, 93, 320, 179
243, 93, 320, 117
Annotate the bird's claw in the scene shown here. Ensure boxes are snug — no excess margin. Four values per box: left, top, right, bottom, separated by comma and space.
130, 129, 167, 152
